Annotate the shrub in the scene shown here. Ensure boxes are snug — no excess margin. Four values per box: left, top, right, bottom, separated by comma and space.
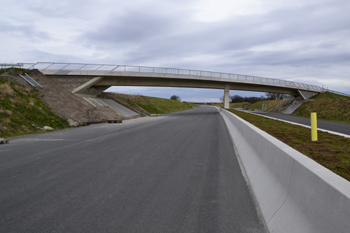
0, 83, 14, 96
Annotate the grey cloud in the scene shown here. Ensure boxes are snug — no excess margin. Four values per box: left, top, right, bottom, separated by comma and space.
19, 0, 95, 19
79, 0, 350, 69
21, 49, 84, 63
83, 11, 180, 46
0, 21, 51, 41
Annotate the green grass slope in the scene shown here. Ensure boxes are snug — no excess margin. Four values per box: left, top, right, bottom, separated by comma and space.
213, 99, 289, 111
248, 99, 290, 111
311, 91, 350, 100
0, 78, 68, 138
110, 93, 196, 114
294, 92, 350, 124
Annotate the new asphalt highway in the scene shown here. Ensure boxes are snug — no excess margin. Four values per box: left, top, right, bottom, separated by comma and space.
0, 106, 265, 233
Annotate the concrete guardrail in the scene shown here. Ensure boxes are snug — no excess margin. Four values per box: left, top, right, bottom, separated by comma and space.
220, 109, 350, 233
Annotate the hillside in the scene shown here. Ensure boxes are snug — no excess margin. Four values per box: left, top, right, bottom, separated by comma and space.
213, 99, 290, 111
0, 78, 68, 138
293, 92, 350, 124
247, 99, 290, 112
1, 69, 124, 125
311, 91, 350, 100
106, 93, 196, 114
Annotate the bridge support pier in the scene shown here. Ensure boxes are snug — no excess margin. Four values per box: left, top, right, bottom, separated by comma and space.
224, 84, 230, 109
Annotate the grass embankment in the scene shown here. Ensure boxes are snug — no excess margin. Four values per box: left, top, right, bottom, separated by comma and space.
0, 78, 68, 138
248, 99, 290, 111
228, 109, 350, 181
111, 93, 196, 114
294, 92, 350, 124
213, 99, 289, 111
0, 68, 28, 76
312, 91, 350, 100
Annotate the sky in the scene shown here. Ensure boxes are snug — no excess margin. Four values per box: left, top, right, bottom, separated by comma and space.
1, 0, 350, 102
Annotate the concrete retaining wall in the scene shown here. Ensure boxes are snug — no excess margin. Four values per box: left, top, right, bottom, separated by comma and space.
220, 109, 350, 233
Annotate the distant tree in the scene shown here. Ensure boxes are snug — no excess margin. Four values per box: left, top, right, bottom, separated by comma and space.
265, 93, 293, 100
220, 94, 267, 104
170, 95, 181, 101
231, 95, 245, 103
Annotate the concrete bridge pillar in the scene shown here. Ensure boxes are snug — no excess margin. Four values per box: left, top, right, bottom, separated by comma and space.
224, 84, 230, 109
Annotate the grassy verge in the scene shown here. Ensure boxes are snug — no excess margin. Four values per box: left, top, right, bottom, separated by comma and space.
213, 99, 289, 111
311, 91, 350, 100
0, 68, 28, 75
293, 92, 350, 124
0, 78, 69, 138
110, 93, 196, 114
248, 99, 290, 111
228, 109, 350, 181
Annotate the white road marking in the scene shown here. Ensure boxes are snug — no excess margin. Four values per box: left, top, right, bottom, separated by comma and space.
17, 139, 65, 141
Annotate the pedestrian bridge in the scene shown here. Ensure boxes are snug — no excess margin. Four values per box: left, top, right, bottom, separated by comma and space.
23, 62, 324, 108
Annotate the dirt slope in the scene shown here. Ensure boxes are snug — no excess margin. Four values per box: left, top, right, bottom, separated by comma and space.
2, 70, 124, 125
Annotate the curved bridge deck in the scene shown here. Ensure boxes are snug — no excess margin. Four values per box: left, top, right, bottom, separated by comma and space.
22, 62, 324, 107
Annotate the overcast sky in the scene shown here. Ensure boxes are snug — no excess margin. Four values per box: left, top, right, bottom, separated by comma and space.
2, 0, 350, 102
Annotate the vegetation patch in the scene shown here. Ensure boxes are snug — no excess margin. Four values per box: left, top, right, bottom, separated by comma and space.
213, 99, 290, 112
110, 93, 196, 114
0, 78, 69, 138
294, 92, 350, 124
0, 67, 29, 76
228, 109, 350, 181
311, 91, 350, 100
248, 99, 290, 111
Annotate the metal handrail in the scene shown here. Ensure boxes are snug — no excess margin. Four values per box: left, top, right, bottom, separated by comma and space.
20, 62, 326, 92
322, 88, 350, 98
18, 73, 42, 88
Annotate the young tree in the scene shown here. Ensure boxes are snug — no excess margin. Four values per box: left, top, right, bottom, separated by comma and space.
170, 95, 181, 101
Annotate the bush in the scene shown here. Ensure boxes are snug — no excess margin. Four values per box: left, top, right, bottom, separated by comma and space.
0, 83, 14, 96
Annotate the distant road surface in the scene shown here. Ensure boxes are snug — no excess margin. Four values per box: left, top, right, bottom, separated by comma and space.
0, 107, 265, 233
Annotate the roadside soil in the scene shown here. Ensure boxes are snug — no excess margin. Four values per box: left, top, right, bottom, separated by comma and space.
1, 70, 124, 125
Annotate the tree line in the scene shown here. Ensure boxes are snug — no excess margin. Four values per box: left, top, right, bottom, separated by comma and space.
220, 93, 293, 103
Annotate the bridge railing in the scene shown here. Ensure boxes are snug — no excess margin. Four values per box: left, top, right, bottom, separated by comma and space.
21, 62, 325, 92
322, 89, 350, 98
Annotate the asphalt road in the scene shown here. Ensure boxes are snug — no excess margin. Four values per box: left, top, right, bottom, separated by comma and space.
254, 112, 350, 136
0, 106, 265, 233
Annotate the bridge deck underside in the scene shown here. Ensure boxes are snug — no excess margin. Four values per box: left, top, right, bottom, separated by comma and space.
49, 75, 300, 96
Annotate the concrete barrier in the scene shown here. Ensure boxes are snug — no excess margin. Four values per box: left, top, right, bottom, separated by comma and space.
220, 109, 350, 233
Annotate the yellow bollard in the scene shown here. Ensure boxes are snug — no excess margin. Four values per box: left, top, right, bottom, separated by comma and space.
311, 112, 318, 141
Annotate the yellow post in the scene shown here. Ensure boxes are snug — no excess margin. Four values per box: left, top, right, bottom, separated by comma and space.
311, 112, 318, 141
